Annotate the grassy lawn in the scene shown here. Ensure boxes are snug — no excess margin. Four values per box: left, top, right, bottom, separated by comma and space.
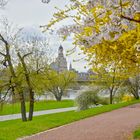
0, 100, 139, 140
0, 100, 74, 115
133, 127, 140, 139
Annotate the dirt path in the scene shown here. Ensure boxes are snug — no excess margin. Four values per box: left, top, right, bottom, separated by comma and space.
23, 104, 140, 140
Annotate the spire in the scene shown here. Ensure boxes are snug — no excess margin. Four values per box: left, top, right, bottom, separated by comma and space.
69, 62, 72, 71
59, 44, 63, 50
58, 44, 64, 57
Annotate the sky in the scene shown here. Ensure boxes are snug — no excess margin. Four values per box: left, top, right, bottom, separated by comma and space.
0, 0, 89, 72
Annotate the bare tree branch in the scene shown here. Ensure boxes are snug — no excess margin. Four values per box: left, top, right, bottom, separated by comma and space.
0, 51, 6, 56
120, 0, 140, 23
0, 33, 8, 46
0, 87, 11, 103
23, 52, 33, 59
121, 15, 140, 23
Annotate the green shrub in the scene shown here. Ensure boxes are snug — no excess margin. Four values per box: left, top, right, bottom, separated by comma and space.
98, 97, 109, 105
75, 90, 109, 110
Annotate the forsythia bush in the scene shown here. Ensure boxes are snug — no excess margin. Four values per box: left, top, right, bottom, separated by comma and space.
122, 95, 134, 102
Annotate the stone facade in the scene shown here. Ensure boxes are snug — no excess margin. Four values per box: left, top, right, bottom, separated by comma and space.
51, 45, 67, 72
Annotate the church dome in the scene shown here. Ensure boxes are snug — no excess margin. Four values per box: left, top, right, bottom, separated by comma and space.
59, 45, 63, 50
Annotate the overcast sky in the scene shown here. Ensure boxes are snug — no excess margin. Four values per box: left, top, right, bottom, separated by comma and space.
0, 0, 88, 72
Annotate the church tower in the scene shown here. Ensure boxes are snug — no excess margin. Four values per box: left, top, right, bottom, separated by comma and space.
58, 45, 64, 57
50, 45, 67, 73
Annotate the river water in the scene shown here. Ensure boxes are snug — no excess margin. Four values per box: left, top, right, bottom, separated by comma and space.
35, 86, 90, 101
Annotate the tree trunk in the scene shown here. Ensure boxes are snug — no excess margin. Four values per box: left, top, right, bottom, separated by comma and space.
134, 93, 139, 100
28, 90, 34, 121
110, 92, 113, 104
109, 88, 114, 104
136, 96, 139, 99
135, 87, 139, 99
54, 94, 62, 101
56, 96, 62, 101
17, 52, 34, 121
0, 92, 1, 101
132, 88, 140, 100
20, 92, 27, 121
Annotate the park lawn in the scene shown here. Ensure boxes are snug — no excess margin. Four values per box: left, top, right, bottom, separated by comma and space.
0, 100, 139, 140
0, 100, 74, 115
133, 126, 140, 139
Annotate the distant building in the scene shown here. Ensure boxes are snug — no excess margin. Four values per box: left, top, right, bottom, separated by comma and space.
51, 45, 67, 72
51, 45, 95, 81
69, 63, 95, 81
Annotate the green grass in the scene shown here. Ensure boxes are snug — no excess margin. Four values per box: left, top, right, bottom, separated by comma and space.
133, 128, 140, 139
0, 100, 74, 115
0, 100, 139, 140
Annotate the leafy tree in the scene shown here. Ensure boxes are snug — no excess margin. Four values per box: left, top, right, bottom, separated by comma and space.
88, 27, 140, 103
0, 33, 28, 121
93, 66, 127, 104
0, 0, 52, 121
0, 18, 52, 121
125, 75, 140, 100
42, 70, 76, 101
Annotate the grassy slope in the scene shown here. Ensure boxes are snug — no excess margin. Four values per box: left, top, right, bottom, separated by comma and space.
0, 100, 139, 140
0, 100, 74, 115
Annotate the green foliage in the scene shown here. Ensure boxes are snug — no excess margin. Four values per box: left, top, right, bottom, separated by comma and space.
40, 70, 76, 101
75, 90, 109, 110
0, 100, 139, 140
92, 67, 125, 103
123, 75, 140, 99
113, 92, 126, 103
133, 127, 140, 139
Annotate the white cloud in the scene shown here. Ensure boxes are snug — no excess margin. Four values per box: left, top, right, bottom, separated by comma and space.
0, 0, 71, 26
0, 0, 89, 72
